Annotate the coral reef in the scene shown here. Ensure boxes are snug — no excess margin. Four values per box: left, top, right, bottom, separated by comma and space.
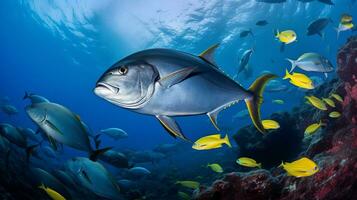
194, 37, 357, 200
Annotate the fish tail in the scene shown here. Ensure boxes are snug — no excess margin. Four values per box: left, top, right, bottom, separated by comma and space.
245, 74, 277, 134
38, 183, 45, 190
279, 161, 284, 168
274, 29, 279, 38
89, 146, 112, 161
223, 134, 232, 148
257, 163, 262, 168
283, 69, 290, 80
286, 58, 296, 72
23, 91, 29, 100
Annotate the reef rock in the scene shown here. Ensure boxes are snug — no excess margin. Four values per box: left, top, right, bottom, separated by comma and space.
195, 37, 357, 200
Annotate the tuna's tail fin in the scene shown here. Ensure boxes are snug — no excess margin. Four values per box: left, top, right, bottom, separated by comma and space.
223, 134, 232, 148
286, 58, 297, 72
89, 147, 112, 161
23, 92, 30, 100
245, 74, 277, 134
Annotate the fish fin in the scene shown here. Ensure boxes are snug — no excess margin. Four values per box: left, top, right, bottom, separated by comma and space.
283, 69, 290, 80
279, 161, 284, 168
47, 135, 58, 151
89, 147, 112, 161
207, 109, 221, 131
274, 29, 279, 38
280, 43, 285, 52
156, 115, 190, 141
286, 58, 297, 72
245, 74, 277, 134
93, 134, 101, 148
223, 134, 232, 148
45, 120, 64, 135
324, 73, 328, 78
25, 144, 39, 163
199, 43, 220, 66
257, 163, 262, 168
38, 183, 46, 190
317, 31, 323, 37
158, 67, 197, 89
23, 92, 30, 100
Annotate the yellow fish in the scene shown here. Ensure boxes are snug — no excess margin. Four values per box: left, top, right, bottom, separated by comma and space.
275, 30, 297, 44
192, 134, 231, 150
176, 181, 200, 189
262, 119, 280, 130
236, 157, 261, 168
329, 111, 341, 118
178, 191, 191, 200
283, 69, 314, 89
341, 14, 352, 23
304, 121, 325, 136
38, 184, 66, 200
330, 93, 343, 102
305, 96, 327, 111
322, 98, 335, 108
207, 163, 224, 173
280, 157, 318, 178
272, 99, 284, 104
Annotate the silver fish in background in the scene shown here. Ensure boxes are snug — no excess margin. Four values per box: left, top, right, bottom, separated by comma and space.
237, 48, 254, 77
98, 149, 131, 168
100, 128, 128, 140
0, 123, 27, 148
65, 157, 122, 200
94, 44, 277, 140
0, 104, 18, 116
25, 102, 110, 160
287, 53, 334, 77
23, 92, 50, 104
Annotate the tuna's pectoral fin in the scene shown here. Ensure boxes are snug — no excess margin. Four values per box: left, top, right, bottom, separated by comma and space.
156, 115, 190, 141
45, 120, 64, 135
158, 67, 197, 89
199, 43, 220, 66
245, 74, 277, 134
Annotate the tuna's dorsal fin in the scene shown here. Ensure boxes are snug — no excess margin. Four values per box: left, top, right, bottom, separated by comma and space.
158, 67, 196, 89
199, 43, 220, 66
156, 115, 190, 141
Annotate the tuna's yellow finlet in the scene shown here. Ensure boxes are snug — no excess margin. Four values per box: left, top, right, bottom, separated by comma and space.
305, 96, 327, 111
192, 134, 231, 150
283, 69, 314, 89
322, 98, 335, 108
262, 119, 280, 130
236, 157, 261, 168
207, 163, 224, 173
176, 181, 200, 189
304, 121, 325, 136
280, 157, 318, 178
329, 111, 341, 118
38, 184, 66, 200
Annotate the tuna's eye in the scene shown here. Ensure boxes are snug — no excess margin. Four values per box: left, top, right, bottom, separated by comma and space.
118, 67, 128, 75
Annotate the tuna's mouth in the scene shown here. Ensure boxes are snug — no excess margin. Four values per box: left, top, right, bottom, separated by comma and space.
96, 82, 119, 94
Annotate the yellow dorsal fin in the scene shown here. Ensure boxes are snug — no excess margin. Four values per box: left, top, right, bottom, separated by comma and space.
199, 43, 220, 66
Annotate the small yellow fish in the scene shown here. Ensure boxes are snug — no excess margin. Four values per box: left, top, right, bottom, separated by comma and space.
272, 99, 284, 104
207, 163, 224, 173
341, 14, 352, 23
304, 121, 325, 136
178, 191, 191, 200
38, 184, 66, 200
262, 119, 280, 130
329, 111, 341, 118
192, 134, 231, 150
283, 69, 314, 89
280, 157, 318, 178
236, 157, 261, 168
305, 96, 327, 111
275, 30, 297, 44
176, 181, 200, 189
330, 93, 343, 102
322, 98, 335, 108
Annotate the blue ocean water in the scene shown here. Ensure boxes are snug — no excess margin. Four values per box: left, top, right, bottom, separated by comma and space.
0, 0, 356, 199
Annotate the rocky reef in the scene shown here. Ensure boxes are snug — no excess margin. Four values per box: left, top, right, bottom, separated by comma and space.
194, 37, 357, 200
